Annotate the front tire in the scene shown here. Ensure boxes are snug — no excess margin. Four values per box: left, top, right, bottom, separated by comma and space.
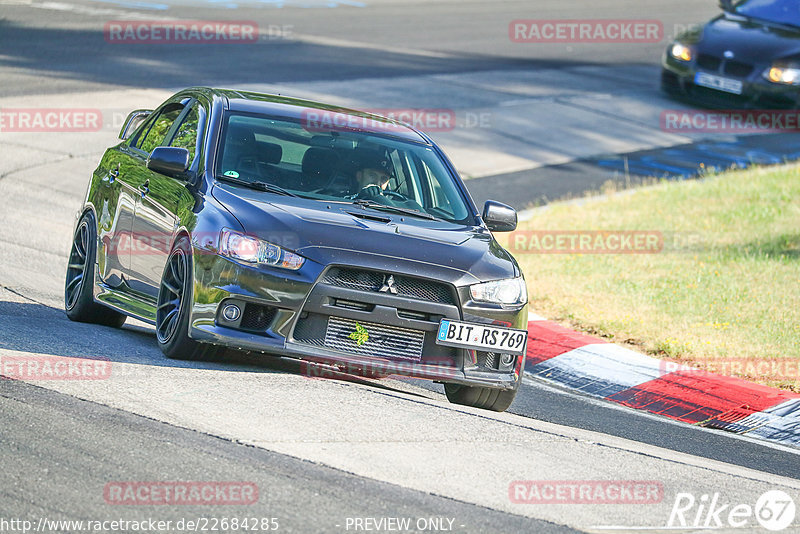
64, 214, 127, 328
156, 236, 220, 361
660, 68, 682, 97
444, 382, 519, 412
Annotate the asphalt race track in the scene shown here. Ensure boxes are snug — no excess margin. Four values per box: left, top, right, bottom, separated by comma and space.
1, 1, 800, 532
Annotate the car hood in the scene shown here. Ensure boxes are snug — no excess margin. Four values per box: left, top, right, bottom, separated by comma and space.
695, 15, 800, 64
211, 183, 519, 286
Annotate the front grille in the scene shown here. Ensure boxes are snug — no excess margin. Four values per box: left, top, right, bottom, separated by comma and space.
697, 53, 722, 71
297, 316, 425, 361
322, 267, 456, 305
324, 268, 384, 292
325, 317, 425, 361
239, 303, 276, 332
695, 54, 753, 78
723, 60, 753, 78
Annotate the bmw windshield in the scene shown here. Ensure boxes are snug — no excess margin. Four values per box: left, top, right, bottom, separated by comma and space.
215, 112, 474, 225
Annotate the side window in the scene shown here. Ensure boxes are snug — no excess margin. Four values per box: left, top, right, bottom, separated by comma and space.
416, 155, 469, 221
388, 150, 405, 192
402, 152, 427, 205
135, 106, 183, 154
419, 160, 444, 207
389, 149, 418, 200
170, 105, 200, 163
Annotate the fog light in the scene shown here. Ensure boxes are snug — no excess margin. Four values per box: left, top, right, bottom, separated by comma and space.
500, 354, 515, 367
222, 304, 241, 322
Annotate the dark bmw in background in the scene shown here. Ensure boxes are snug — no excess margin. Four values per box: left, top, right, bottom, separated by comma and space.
662, 0, 800, 108
65, 87, 528, 412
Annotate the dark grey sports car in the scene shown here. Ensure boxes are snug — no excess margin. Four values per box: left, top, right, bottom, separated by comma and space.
65, 87, 528, 411
662, 0, 800, 108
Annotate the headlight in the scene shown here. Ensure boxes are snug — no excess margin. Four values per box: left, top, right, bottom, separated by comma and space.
764, 66, 800, 85
219, 229, 304, 270
670, 43, 693, 62
470, 277, 527, 307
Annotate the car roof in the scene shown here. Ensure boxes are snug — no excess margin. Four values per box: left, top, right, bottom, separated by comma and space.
200, 87, 430, 144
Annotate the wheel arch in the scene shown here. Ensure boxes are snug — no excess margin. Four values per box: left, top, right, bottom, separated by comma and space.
172, 227, 193, 250
76, 204, 99, 233
75, 205, 100, 281
169, 227, 196, 339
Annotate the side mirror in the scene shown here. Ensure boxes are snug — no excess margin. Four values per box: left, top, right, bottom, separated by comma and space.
119, 109, 152, 140
482, 200, 517, 232
147, 147, 190, 180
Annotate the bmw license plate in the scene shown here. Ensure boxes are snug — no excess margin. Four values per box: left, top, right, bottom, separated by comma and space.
694, 72, 743, 95
436, 319, 527, 355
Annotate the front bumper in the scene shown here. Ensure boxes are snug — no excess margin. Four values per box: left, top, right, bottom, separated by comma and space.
662, 56, 800, 109
187, 247, 526, 390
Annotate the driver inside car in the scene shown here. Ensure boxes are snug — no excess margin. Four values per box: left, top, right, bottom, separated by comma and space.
350, 150, 394, 200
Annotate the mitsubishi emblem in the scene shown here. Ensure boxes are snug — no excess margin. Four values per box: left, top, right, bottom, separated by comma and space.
379, 274, 399, 294
724, 50, 735, 59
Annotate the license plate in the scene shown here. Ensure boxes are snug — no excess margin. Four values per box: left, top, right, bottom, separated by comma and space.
694, 72, 743, 95
436, 319, 527, 355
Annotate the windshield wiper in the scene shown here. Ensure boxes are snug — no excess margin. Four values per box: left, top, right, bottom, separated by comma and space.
216, 175, 299, 197
351, 199, 436, 220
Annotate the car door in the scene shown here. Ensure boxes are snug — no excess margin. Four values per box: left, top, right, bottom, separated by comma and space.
93, 121, 152, 287
128, 100, 202, 298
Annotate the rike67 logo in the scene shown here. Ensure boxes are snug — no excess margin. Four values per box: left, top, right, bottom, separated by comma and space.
668, 490, 796, 531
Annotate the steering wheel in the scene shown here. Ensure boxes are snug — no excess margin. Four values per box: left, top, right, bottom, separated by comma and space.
381, 190, 406, 201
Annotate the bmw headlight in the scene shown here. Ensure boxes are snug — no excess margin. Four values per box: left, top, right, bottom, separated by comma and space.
670, 43, 693, 62
219, 229, 304, 270
764, 65, 800, 85
470, 277, 527, 307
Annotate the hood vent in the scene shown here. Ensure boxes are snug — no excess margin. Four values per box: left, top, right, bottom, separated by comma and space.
346, 211, 392, 224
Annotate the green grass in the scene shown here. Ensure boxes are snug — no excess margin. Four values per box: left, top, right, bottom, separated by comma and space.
504, 163, 800, 391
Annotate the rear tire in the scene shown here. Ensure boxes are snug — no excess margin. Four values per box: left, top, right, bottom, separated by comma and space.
64, 214, 127, 328
156, 235, 220, 361
444, 383, 519, 412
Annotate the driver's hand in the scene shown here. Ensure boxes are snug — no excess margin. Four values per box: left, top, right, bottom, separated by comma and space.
357, 185, 383, 199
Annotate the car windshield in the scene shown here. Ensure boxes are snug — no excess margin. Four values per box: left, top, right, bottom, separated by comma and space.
215, 112, 473, 225
734, 0, 800, 27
